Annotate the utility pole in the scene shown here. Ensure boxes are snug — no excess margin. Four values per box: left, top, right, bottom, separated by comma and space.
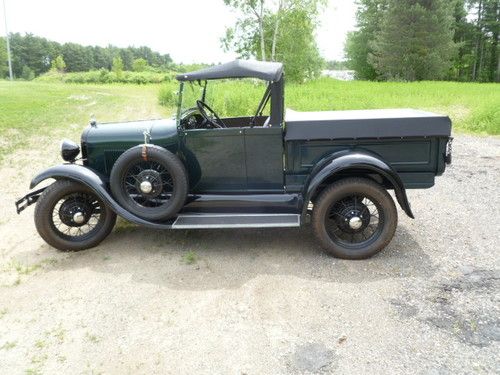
2, 0, 13, 80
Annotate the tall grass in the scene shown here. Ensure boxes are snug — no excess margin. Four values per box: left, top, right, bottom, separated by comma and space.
159, 78, 500, 135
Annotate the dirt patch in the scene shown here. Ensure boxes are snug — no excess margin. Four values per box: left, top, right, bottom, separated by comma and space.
391, 268, 500, 347
0, 135, 499, 374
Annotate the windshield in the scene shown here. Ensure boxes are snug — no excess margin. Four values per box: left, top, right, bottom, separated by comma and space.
178, 79, 270, 120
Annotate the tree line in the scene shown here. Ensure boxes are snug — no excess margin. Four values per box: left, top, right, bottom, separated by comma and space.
0, 33, 173, 80
345, 0, 499, 82
2, 1, 497, 83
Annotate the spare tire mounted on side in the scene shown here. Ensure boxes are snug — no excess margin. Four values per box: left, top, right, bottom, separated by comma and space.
110, 145, 188, 221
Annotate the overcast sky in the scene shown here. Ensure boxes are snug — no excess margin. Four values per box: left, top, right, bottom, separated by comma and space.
0, 0, 357, 63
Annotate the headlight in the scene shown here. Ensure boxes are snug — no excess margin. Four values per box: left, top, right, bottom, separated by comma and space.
61, 139, 80, 162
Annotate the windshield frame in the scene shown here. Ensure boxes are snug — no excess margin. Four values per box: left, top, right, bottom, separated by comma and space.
176, 77, 282, 128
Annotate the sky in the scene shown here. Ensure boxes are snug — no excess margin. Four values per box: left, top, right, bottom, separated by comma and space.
0, 0, 357, 63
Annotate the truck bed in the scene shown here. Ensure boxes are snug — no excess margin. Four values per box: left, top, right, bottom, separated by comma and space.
284, 108, 451, 140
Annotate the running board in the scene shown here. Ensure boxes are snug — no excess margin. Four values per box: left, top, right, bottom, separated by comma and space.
171, 213, 301, 229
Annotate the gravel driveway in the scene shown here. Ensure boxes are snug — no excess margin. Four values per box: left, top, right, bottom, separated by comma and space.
0, 134, 498, 374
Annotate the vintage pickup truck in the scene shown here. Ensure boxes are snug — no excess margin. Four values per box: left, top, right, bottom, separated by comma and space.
16, 60, 452, 259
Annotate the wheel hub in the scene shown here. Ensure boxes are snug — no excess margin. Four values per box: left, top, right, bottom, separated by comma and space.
72, 212, 86, 224
59, 197, 92, 227
136, 169, 162, 198
335, 199, 371, 233
349, 216, 363, 230
140, 180, 153, 194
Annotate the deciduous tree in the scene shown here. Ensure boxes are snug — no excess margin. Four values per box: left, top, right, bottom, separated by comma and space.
112, 56, 124, 78
51, 55, 66, 72
132, 58, 148, 72
222, 0, 325, 81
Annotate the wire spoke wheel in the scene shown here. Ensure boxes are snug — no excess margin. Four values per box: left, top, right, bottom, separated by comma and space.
325, 195, 384, 247
123, 160, 173, 208
110, 145, 188, 221
35, 180, 117, 251
312, 178, 397, 260
50, 192, 106, 241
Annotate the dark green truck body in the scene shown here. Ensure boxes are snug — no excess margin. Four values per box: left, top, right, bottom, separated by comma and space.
82, 110, 451, 195
16, 59, 454, 256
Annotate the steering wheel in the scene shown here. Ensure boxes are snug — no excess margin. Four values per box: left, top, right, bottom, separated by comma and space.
196, 100, 226, 128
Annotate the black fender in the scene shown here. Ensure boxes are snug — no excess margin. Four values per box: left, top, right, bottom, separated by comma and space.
30, 164, 174, 229
302, 150, 414, 219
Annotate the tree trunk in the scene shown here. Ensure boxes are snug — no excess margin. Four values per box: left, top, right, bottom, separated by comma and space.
259, 0, 266, 61
489, 0, 499, 82
271, 0, 283, 61
472, 0, 483, 81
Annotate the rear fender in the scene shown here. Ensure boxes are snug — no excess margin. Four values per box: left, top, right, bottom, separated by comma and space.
303, 150, 414, 219
29, 164, 172, 228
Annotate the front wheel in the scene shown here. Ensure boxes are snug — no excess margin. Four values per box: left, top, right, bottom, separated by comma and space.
34, 180, 117, 251
312, 178, 397, 260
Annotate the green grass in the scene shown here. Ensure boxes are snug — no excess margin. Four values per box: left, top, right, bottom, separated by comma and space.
286, 79, 499, 135
160, 78, 500, 135
182, 250, 198, 265
0, 81, 168, 162
0, 341, 17, 350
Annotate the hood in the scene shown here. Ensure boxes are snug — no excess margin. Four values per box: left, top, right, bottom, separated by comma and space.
81, 118, 179, 176
82, 118, 178, 147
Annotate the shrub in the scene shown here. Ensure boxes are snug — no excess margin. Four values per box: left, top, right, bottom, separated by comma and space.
132, 58, 148, 72
21, 66, 35, 81
36, 70, 173, 84
158, 84, 178, 107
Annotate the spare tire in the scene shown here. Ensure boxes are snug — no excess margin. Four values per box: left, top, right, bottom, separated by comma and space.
110, 145, 188, 221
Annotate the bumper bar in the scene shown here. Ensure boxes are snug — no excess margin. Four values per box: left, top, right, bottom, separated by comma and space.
15, 187, 46, 214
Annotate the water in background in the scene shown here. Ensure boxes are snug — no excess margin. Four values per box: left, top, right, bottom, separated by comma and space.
322, 70, 355, 81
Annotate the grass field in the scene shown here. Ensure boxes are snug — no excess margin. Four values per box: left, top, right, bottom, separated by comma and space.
0, 79, 498, 162
160, 78, 500, 135
0, 81, 168, 162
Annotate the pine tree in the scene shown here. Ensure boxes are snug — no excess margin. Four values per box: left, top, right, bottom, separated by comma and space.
0, 37, 8, 78
345, 0, 388, 80
370, 0, 458, 80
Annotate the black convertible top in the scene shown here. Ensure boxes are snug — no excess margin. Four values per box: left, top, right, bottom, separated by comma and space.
176, 60, 284, 82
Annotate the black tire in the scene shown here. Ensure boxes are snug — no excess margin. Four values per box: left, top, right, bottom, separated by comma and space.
110, 145, 188, 221
312, 177, 397, 260
34, 180, 117, 251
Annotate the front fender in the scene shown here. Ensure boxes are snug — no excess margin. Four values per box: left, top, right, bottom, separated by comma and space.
303, 150, 414, 219
30, 164, 173, 229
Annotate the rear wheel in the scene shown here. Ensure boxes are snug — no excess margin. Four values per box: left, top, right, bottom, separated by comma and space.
34, 180, 117, 251
312, 178, 397, 259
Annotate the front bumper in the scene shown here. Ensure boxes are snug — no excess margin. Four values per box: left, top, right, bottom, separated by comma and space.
15, 187, 46, 214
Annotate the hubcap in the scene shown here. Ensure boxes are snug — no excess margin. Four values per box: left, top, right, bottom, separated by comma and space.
73, 212, 85, 224
326, 195, 382, 245
349, 216, 363, 230
140, 180, 153, 194
53, 192, 104, 239
124, 161, 174, 208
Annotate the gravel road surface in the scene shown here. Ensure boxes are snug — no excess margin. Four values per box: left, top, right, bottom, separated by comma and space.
0, 134, 498, 374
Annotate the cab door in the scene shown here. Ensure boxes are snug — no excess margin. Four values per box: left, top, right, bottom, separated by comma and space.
244, 127, 284, 192
181, 127, 246, 193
